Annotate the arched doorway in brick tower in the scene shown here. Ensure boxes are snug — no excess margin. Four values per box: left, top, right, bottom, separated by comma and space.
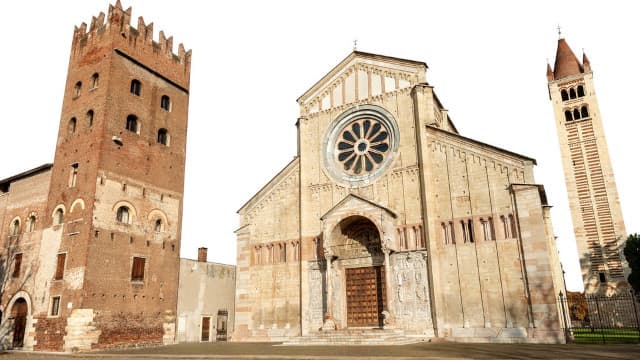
10, 297, 28, 348
327, 216, 387, 328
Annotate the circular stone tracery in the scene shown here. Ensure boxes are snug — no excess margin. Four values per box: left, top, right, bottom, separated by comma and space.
324, 105, 399, 184
336, 118, 390, 175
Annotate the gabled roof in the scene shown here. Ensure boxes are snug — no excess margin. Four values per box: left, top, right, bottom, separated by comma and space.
320, 193, 397, 221
0, 163, 53, 191
427, 125, 537, 165
237, 157, 299, 213
297, 51, 428, 104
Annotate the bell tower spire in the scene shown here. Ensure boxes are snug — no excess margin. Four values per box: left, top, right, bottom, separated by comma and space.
547, 36, 628, 295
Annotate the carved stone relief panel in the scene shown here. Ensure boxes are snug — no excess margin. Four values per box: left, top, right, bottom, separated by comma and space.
389, 251, 433, 331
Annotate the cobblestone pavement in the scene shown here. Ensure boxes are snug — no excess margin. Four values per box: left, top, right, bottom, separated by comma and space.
2, 342, 640, 360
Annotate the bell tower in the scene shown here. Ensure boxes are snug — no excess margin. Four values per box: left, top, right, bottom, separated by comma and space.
547, 34, 628, 295
40, 1, 191, 350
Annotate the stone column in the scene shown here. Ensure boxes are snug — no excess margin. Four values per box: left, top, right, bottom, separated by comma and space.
382, 246, 395, 329
322, 248, 336, 331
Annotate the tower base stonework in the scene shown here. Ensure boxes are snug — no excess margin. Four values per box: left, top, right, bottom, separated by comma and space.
63, 309, 101, 352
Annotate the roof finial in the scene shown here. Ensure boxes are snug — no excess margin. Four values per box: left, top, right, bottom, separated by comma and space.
557, 25, 563, 39
353, 39, 358, 51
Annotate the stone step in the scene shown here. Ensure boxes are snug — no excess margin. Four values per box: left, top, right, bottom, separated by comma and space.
282, 329, 429, 346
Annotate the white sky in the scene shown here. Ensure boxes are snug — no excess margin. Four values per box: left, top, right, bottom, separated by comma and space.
1, 1, 638, 292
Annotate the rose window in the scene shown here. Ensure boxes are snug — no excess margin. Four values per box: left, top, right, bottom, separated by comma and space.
336, 118, 390, 175
324, 105, 398, 184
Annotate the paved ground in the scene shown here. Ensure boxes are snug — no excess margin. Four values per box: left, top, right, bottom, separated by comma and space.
2, 342, 640, 360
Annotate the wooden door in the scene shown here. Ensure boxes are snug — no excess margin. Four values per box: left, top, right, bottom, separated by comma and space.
201, 317, 211, 341
12, 298, 28, 348
345, 266, 386, 327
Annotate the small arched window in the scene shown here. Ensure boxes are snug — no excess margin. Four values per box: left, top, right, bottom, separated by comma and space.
157, 128, 168, 146
508, 214, 518, 238
561, 89, 569, 101
577, 85, 585, 97
564, 110, 573, 121
116, 206, 130, 224
154, 219, 162, 233
573, 108, 581, 120
9, 219, 20, 236
54, 208, 64, 225
91, 73, 99, 89
74, 81, 82, 97
569, 88, 576, 99
130, 79, 141, 96
581, 106, 589, 118
87, 110, 94, 127
126, 115, 138, 133
68, 117, 77, 134
27, 215, 37, 233
160, 95, 171, 111
461, 220, 468, 243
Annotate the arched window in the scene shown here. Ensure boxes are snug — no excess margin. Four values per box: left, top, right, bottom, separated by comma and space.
91, 73, 99, 89
27, 215, 37, 233
467, 219, 474, 243
577, 85, 585, 97
116, 206, 130, 224
68, 163, 79, 188
569, 88, 576, 99
87, 110, 94, 127
126, 115, 138, 133
157, 128, 168, 145
564, 110, 573, 121
573, 108, 581, 120
561, 89, 569, 101
160, 95, 171, 111
9, 219, 20, 236
74, 81, 82, 97
154, 219, 162, 233
448, 222, 455, 244
581, 106, 589, 118
500, 215, 508, 239
54, 208, 64, 225
481, 218, 495, 241
461, 221, 468, 243
508, 214, 518, 238
68, 117, 77, 134
441, 223, 448, 244
130, 79, 141, 96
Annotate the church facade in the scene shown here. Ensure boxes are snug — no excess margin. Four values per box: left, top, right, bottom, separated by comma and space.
234, 52, 567, 343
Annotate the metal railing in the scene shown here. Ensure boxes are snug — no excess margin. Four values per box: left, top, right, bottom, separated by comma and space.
558, 291, 640, 344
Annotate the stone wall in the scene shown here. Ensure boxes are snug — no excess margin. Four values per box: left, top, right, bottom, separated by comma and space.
235, 158, 300, 340
176, 258, 235, 342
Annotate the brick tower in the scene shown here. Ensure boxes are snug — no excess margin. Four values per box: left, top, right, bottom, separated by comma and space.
547, 35, 627, 295
39, 1, 191, 350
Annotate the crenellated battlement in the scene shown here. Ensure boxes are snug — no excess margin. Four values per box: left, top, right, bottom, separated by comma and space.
71, 1, 191, 86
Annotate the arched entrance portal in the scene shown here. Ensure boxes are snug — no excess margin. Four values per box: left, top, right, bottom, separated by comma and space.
10, 298, 28, 348
328, 216, 387, 328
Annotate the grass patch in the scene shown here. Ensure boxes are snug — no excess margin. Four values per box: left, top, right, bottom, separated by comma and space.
569, 328, 640, 344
